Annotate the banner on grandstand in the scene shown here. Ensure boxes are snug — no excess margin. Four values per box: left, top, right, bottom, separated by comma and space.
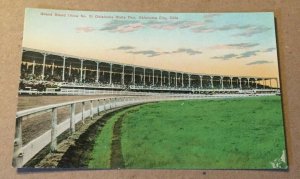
13, 8, 287, 170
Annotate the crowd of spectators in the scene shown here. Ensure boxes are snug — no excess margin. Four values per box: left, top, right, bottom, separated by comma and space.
19, 62, 272, 92
19, 79, 59, 91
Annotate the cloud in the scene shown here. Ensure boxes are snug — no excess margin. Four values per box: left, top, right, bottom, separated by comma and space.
100, 20, 145, 33
210, 43, 259, 50
100, 20, 138, 31
212, 53, 239, 60
246, 60, 273, 65
117, 47, 202, 57
114, 46, 135, 50
127, 50, 161, 57
191, 26, 216, 33
210, 46, 276, 60
237, 50, 260, 58
115, 23, 145, 33
263, 47, 276, 52
99, 20, 204, 33
191, 23, 271, 37
192, 24, 252, 33
234, 26, 271, 37
143, 20, 204, 31
216, 24, 253, 31
76, 26, 96, 33
172, 48, 202, 55
76, 16, 270, 39
228, 43, 259, 49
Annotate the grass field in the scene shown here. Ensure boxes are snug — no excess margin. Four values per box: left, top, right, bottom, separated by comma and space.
89, 96, 287, 169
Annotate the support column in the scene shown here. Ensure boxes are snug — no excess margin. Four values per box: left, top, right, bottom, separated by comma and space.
84, 67, 87, 81
122, 65, 125, 85
276, 78, 279, 89
239, 78, 242, 89
80, 59, 83, 83
62, 56, 66, 81
42, 54, 47, 80
255, 78, 258, 89
200, 75, 203, 88
143, 68, 146, 86
109, 63, 112, 85
182, 73, 184, 87
230, 77, 233, 89
96, 62, 99, 82
221, 76, 224, 89
51, 62, 54, 75
210, 76, 214, 88
32, 60, 35, 75
168, 72, 170, 87
133, 66, 136, 86
175, 73, 177, 87
161, 71, 163, 87
247, 78, 250, 88
131, 71, 134, 83
269, 78, 272, 88
263, 78, 266, 89
152, 69, 155, 86
188, 74, 191, 88
69, 64, 71, 76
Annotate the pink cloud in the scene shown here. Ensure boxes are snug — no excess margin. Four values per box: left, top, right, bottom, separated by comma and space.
115, 23, 144, 33
76, 26, 96, 33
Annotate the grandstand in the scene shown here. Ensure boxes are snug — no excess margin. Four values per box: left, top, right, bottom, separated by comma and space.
20, 47, 280, 95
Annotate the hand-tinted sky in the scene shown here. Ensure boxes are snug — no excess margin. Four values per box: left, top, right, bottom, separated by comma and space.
23, 8, 280, 78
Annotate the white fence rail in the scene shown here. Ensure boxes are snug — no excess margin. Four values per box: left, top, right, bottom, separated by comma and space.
13, 93, 276, 167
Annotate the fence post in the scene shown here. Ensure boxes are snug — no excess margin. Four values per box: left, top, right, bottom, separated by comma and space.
111, 98, 114, 108
123, 97, 126, 105
90, 100, 93, 119
115, 98, 118, 107
70, 103, 75, 133
82, 102, 85, 123
51, 107, 58, 152
103, 99, 106, 111
97, 100, 100, 114
109, 98, 112, 109
13, 117, 23, 167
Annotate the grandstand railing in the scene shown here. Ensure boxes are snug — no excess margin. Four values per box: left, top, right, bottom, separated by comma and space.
12, 93, 277, 167
18, 88, 279, 96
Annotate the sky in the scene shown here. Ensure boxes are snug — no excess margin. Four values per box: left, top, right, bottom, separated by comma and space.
23, 8, 280, 79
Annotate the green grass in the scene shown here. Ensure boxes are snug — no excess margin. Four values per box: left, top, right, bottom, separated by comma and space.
89, 96, 287, 169
88, 111, 122, 168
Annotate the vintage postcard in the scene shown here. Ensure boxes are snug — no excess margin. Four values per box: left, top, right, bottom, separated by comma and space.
13, 8, 287, 169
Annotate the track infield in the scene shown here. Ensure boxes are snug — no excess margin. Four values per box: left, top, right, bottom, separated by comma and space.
88, 96, 287, 169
